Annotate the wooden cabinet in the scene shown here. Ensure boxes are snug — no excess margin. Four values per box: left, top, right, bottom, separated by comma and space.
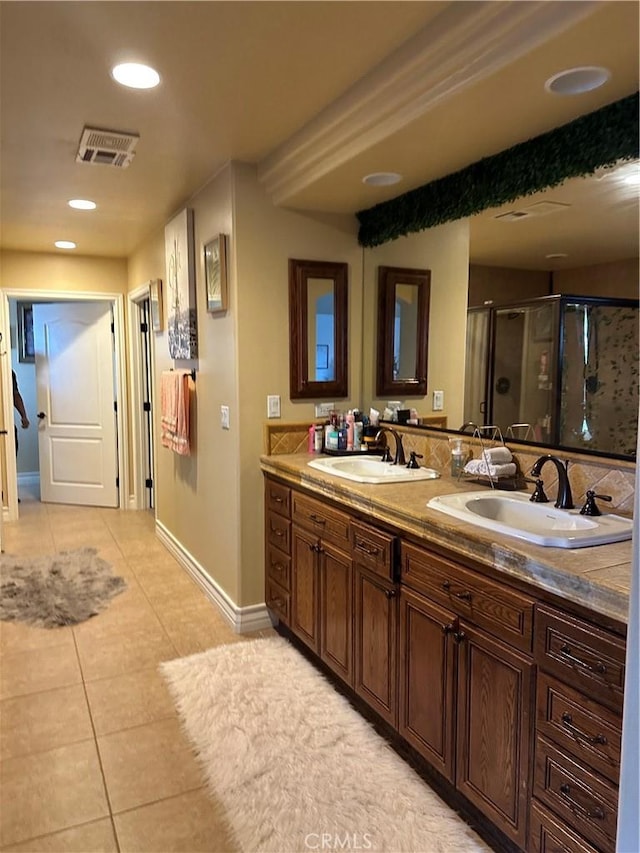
400, 541, 534, 848
291, 490, 353, 683
532, 604, 624, 853
352, 518, 398, 726
265, 479, 291, 623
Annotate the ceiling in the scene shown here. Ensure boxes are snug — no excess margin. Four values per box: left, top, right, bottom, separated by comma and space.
1, 1, 638, 268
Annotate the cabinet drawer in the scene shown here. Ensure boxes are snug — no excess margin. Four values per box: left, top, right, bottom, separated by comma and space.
266, 480, 291, 517
351, 520, 395, 580
534, 736, 618, 853
401, 542, 534, 652
265, 577, 290, 624
537, 672, 621, 783
267, 512, 291, 554
292, 492, 350, 550
266, 545, 291, 591
534, 605, 625, 713
530, 800, 600, 853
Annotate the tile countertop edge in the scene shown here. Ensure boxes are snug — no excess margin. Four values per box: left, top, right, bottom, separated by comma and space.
260, 454, 631, 625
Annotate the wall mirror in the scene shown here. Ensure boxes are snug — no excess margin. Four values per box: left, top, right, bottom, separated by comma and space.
289, 258, 348, 399
376, 265, 430, 397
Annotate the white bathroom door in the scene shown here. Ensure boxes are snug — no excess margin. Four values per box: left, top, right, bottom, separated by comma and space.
33, 302, 118, 507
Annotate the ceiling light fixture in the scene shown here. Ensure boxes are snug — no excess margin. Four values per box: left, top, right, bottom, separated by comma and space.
55, 240, 77, 250
362, 172, 402, 187
68, 199, 96, 210
545, 253, 568, 260
111, 62, 160, 89
544, 66, 610, 96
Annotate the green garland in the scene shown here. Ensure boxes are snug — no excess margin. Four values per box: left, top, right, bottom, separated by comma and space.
357, 93, 639, 248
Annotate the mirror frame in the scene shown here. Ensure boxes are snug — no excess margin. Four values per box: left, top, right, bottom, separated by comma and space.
376, 265, 430, 397
289, 258, 348, 400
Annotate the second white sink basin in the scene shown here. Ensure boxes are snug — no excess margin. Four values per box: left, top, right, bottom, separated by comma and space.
308, 455, 440, 484
427, 491, 634, 548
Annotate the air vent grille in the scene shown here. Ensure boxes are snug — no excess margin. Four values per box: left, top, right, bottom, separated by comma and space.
76, 126, 139, 169
494, 200, 571, 222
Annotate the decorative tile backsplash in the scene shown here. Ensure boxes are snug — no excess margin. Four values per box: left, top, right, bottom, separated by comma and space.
264, 421, 636, 514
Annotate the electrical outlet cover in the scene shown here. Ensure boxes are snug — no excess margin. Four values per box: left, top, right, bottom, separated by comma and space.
220, 405, 230, 429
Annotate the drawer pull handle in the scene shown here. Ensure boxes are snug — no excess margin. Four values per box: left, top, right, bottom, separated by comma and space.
355, 539, 380, 556
558, 784, 606, 820
309, 514, 326, 525
560, 643, 607, 675
271, 562, 284, 574
271, 494, 284, 504
561, 712, 607, 746
270, 597, 285, 609
442, 581, 472, 602
271, 527, 284, 538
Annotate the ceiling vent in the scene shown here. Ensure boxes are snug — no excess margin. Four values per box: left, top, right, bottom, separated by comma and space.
494, 200, 570, 222
76, 126, 139, 168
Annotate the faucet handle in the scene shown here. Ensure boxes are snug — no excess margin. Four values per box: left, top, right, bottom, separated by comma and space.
407, 451, 423, 470
580, 490, 612, 517
524, 477, 549, 504
380, 446, 393, 463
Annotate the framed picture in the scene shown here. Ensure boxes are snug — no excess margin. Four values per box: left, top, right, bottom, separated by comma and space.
165, 208, 197, 358
17, 302, 34, 363
149, 279, 163, 332
204, 234, 228, 313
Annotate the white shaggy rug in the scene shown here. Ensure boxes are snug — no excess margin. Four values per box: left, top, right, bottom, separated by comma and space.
161, 636, 490, 853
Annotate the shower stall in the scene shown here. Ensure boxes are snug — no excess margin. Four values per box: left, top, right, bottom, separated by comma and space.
463, 294, 639, 457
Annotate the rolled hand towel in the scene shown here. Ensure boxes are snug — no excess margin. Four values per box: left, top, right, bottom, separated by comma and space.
464, 459, 517, 479
481, 446, 513, 465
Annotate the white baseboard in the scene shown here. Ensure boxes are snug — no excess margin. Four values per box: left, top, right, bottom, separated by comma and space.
155, 520, 273, 634
17, 472, 40, 487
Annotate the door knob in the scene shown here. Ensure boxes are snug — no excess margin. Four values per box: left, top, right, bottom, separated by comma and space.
37, 411, 46, 420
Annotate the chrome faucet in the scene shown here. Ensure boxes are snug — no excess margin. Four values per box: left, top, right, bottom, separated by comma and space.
529, 454, 574, 509
375, 427, 406, 466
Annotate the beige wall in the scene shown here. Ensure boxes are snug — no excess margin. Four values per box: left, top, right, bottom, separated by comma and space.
363, 222, 470, 431
0, 250, 128, 294
552, 258, 639, 299
128, 162, 364, 608
468, 264, 550, 307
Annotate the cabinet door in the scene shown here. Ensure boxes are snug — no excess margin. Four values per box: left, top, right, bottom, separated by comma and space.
399, 588, 456, 782
319, 542, 353, 685
291, 525, 320, 653
456, 622, 534, 849
354, 564, 398, 726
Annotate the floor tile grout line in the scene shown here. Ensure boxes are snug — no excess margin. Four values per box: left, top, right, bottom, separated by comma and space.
0, 816, 117, 853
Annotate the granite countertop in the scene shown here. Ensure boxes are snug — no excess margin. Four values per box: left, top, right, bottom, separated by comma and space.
260, 452, 633, 626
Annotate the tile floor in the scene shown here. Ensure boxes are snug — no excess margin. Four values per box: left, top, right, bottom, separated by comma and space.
1, 486, 273, 852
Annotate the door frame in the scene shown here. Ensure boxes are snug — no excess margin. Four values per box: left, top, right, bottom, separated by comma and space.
0, 289, 129, 520
127, 283, 157, 511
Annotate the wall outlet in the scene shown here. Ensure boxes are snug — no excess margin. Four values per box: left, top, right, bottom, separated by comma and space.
315, 402, 335, 418
432, 390, 444, 411
267, 395, 281, 419
220, 405, 230, 430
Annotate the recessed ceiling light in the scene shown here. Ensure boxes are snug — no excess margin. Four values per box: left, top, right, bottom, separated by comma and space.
544, 66, 610, 96
111, 62, 160, 89
362, 172, 402, 187
68, 199, 96, 210
545, 253, 568, 260
55, 240, 77, 250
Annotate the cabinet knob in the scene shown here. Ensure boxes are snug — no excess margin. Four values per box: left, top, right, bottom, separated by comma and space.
443, 622, 455, 634
384, 588, 397, 599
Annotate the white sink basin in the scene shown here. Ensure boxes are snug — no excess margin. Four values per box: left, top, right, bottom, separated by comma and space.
427, 490, 634, 548
308, 455, 440, 484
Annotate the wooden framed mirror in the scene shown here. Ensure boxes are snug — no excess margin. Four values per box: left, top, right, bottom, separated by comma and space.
289, 258, 348, 399
376, 265, 430, 397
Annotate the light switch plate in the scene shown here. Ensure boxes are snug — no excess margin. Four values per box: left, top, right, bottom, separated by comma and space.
432, 390, 444, 411
315, 402, 335, 417
267, 395, 281, 419
220, 405, 230, 429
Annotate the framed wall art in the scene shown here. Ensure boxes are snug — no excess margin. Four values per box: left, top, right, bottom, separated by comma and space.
17, 302, 34, 363
149, 279, 163, 332
204, 234, 228, 313
165, 208, 198, 358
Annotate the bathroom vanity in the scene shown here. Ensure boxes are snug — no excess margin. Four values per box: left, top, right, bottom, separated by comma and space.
261, 452, 630, 853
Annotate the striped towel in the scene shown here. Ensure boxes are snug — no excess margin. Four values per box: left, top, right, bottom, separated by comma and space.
161, 370, 191, 455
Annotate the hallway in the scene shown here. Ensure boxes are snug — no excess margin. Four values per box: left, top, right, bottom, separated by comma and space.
0, 490, 271, 851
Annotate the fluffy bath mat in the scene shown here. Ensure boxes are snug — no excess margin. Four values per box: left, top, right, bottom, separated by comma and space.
0, 547, 126, 628
161, 636, 490, 853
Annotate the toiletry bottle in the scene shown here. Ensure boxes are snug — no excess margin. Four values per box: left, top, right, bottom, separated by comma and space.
308, 424, 316, 453
353, 419, 363, 450
314, 425, 324, 453
346, 412, 354, 450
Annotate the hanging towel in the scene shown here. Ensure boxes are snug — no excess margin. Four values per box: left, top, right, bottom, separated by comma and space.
161, 370, 191, 455
481, 446, 513, 465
